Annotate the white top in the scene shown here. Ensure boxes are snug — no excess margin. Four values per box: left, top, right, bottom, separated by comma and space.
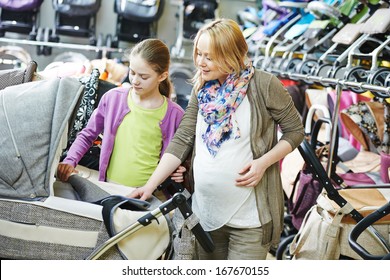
192, 96, 261, 231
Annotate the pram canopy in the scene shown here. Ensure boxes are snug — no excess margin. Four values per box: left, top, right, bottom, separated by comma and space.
0, 77, 84, 200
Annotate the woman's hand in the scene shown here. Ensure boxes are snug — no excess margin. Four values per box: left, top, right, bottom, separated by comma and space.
56, 163, 78, 182
170, 165, 186, 183
235, 158, 267, 187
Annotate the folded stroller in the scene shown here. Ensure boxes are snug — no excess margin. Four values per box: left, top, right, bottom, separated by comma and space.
110, 0, 165, 46
182, 0, 219, 39
51, 0, 101, 45
0, 0, 44, 39
0, 75, 213, 260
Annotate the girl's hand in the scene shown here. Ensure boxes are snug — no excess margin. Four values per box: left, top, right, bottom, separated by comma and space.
235, 158, 267, 187
56, 163, 78, 182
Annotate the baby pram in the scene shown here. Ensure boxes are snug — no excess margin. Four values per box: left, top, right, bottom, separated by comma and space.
0, 0, 44, 39
0, 74, 213, 260
110, 0, 165, 46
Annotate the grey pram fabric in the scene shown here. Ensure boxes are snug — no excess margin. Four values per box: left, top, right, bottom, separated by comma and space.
0, 77, 84, 199
0, 199, 122, 260
0, 60, 37, 90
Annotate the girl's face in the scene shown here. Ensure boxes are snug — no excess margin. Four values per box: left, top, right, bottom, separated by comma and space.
129, 54, 167, 98
195, 33, 228, 84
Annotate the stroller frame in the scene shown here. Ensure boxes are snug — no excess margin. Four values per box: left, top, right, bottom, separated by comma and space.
87, 190, 214, 260
292, 138, 390, 258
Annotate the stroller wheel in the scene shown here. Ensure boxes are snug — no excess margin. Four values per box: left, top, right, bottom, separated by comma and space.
368, 68, 390, 86
266, 57, 282, 74
42, 27, 53, 56
35, 27, 44, 56
385, 72, 390, 88
89, 35, 97, 46
368, 68, 390, 98
105, 34, 113, 58
28, 30, 37, 41
281, 58, 301, 75
344, 66, 369, 93
272, 57, 287, 76
261, 57, 273, 70
297, 59, 318, 84
95, 33, 104, 59
111, 36, 119, 49
315, 63, 333, 86
332, 65, 347, 80
253, 56, 265, 70
276, 234, 295, 260
316, 63, 332, 77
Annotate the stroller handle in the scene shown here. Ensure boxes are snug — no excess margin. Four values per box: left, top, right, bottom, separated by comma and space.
348, 202, 390, 260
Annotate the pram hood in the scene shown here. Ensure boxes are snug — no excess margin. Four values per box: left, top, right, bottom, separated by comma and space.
0, 77, 84, 200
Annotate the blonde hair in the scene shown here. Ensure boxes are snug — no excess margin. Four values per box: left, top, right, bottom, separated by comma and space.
130, 38, 173, 98
192, 18, 249, 93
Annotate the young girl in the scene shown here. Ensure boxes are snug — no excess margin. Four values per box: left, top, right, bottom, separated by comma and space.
129, 19, 304, 260
57, 39, 185, 190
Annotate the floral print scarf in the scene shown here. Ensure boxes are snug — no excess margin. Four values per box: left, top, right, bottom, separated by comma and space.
198, 63, 254, 157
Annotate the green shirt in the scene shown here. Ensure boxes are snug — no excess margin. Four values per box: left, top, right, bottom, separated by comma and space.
106, 94, 167, 187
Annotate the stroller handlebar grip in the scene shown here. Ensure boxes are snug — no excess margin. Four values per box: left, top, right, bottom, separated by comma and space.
349, 202, 390, 260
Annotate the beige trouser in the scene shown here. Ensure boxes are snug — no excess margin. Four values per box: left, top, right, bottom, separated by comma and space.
196, 225, 270, 260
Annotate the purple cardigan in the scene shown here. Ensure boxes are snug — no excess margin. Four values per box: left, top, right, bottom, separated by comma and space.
63, 87, 184, 181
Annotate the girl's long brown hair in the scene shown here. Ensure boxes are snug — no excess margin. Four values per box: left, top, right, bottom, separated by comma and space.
130, 38, 173, 98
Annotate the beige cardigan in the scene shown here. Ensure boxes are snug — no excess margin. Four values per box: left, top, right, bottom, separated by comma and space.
165, 69, 304, 248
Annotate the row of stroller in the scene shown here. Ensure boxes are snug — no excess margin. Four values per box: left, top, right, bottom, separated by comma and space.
0, 0, 220, 54
0, 0, 165, 56
244, 0, 390, 94
236, 0, 390, 260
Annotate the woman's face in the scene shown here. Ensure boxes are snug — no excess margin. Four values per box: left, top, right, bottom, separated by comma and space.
195, 33, 228, 84
129, 54, 166, 98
